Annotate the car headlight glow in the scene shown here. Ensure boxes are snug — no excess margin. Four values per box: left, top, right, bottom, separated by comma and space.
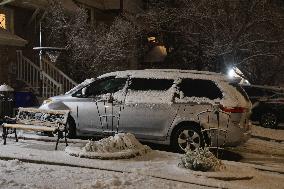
42, 98, 53, 105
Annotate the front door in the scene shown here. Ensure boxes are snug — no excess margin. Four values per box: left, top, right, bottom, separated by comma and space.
70, 76, 128, 135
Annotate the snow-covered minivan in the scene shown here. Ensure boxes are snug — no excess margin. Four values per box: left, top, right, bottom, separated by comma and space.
40, 69, 251, 152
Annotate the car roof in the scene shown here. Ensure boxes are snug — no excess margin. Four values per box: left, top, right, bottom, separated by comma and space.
99, 69, 229, 82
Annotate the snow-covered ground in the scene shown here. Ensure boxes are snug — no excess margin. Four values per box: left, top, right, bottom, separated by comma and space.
250, 124, 284, 141
0, 158, 206, 189
0, 125, 283, 189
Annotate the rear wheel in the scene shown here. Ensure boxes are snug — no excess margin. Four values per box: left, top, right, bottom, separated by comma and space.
66, 117, 76, 138
171, 125, 204, 153
260, 112, 278, 128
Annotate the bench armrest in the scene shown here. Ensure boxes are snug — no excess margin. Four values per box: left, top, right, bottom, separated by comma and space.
4, 116, 17, 124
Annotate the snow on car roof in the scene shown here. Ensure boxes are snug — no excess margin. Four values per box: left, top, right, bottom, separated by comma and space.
99, 69, 229, 81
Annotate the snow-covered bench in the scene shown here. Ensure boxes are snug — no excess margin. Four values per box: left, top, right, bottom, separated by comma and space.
2, 108, 70, 150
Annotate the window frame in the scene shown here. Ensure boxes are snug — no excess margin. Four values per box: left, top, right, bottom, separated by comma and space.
73, 76, 128, 98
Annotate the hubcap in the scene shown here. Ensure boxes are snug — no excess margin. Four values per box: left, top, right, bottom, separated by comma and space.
261, 113, 277, 128
178, 129, 201, 151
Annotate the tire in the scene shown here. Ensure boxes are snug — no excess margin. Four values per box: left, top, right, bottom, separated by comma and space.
171, 125, 204, 153
260, 112, 278, 128
66, 117, 77, 138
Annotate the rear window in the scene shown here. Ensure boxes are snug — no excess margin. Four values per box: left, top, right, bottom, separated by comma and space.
129, 78, 174, 91
179, 79, 223, 100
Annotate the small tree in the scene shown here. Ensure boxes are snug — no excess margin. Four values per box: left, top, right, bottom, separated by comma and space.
44, 0, 141, 82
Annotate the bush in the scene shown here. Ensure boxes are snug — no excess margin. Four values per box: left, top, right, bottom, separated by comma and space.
179, 147, 223, 172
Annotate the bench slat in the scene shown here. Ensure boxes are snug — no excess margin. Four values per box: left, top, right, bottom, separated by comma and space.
3, 124, 56, 132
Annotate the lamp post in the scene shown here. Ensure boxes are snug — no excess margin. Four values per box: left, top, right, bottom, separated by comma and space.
34, 22, 65, 96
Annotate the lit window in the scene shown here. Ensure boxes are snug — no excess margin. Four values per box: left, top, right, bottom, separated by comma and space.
0, 8, 13, 32
0, 13, 6, 29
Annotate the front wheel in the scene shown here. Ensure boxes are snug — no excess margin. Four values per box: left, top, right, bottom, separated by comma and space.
171, 125, 204, 153
260, 112, 278, 128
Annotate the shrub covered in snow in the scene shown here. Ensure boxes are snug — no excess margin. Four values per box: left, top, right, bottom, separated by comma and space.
65, 133, 151, 159
179, 147, 223, 172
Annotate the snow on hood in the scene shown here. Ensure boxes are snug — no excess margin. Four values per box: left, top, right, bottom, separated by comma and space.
0, 84, 14, 92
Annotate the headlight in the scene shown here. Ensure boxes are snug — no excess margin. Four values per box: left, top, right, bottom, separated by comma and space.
42, 98, 53, 105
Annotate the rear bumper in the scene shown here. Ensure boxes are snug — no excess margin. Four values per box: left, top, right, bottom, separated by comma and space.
208, 124, 251, 147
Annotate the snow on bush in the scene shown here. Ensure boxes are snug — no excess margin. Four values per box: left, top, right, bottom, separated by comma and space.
179, 147, 223, 172
65, 133, 151, 159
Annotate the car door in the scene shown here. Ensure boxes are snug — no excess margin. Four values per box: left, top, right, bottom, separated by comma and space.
68, 76, 128, 136
119, 78, 179, 141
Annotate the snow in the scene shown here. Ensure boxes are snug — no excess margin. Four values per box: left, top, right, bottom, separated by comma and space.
0, 124, 283, 189
65, 78, 95, 95
65, 133, 151, 159
100, 70, 249, 109
0, 159, 208, 189
99, 69, 229, 82
125, 90, 174, 104
0, 84, 14, 92
0, 135, 283, 189
251, 125, 284, 141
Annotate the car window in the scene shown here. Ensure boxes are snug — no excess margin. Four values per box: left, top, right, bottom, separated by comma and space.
129, 78, 174, 91
179, 79, 223, 100
84, 77, 127, 97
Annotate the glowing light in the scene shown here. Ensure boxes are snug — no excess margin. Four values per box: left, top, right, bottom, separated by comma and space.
228, 69, 235, 78
0, 14, 6, 29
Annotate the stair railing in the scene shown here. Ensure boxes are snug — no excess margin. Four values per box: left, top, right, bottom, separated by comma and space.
16, 50, 77, 98
42, 57, 77, 93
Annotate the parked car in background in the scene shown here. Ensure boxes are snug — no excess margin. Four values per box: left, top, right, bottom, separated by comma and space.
40, 69, 251, 152
241, 84, 284, 104
241, 84, 284, 128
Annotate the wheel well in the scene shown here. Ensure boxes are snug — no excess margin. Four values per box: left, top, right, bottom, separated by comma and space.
170, 121, 208, 144
67, 115, 76, 126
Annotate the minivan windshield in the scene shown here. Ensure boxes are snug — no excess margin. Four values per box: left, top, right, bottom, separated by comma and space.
65, 78, 96, 95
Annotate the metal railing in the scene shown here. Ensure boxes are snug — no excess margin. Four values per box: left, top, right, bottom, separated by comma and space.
16, 50, 41, 94
16, 50, 77, 98
42, 57, 77, 93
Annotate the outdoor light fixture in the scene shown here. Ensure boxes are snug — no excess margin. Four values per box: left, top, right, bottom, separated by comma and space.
228, 68, 235, 78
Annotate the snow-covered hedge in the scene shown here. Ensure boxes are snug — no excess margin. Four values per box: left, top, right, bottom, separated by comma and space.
65, 133, 151, 159
179, 147, 223, 172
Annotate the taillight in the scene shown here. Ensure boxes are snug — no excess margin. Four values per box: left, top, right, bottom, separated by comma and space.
220, 105, 247, 113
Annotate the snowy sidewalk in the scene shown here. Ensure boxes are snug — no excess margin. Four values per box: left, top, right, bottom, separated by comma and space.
0, 139, 283, 189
